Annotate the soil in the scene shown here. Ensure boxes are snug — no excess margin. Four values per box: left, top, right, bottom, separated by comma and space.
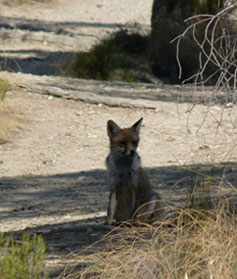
0, 0, 237, 277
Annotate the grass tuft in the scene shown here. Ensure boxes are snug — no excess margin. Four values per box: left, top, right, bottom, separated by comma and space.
62, 175, 237, 279
0, 79, 23, 144
68, 205, 237, 279
0, 233, 48, 279
0, 79, 9, 101
0, 97, 22, 144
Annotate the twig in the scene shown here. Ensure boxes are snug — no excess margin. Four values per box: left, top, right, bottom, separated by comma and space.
172, 2, 237, 132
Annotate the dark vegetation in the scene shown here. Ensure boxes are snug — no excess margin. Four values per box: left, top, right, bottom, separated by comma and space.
65, 28, 153, 83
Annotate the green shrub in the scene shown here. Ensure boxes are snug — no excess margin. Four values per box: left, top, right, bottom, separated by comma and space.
66, 29, 149, 82
0, 233, 48, 279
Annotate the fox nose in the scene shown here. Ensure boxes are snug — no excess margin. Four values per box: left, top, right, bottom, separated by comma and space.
125, 149, 135, 156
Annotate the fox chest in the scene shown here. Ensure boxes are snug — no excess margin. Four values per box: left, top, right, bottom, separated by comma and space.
116, 168, 137, 183
106, 153, 141, 189
108, 165, 139, 189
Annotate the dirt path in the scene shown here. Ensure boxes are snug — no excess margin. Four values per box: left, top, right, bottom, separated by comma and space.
0, 1, 237, 277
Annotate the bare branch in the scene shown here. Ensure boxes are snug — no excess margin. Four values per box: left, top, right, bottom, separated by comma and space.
173, 2, 237, 131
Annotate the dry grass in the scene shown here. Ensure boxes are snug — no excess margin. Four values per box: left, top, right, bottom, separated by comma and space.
63, 201, 237, 279
0, 101, 22, 144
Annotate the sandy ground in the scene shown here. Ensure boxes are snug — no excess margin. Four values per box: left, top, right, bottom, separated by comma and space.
0, 0, 153, 25
0, 0, 237, 277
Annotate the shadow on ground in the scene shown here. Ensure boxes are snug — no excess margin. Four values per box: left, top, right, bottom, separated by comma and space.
0, 162, 236, 277
0, 49, 74, 76
0, 16, 146, 33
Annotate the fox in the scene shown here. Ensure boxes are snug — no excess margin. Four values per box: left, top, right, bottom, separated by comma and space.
105, 117, 163, 225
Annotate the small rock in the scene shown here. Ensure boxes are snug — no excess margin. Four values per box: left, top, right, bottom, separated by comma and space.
225, 102, 233, 108
199, 144, 210, 150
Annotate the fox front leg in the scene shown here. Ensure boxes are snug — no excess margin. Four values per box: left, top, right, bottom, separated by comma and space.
105, 190, 117, 225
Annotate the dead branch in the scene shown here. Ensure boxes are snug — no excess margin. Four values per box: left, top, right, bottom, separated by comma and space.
171, 2, 237, 132
173, 3, 237, 91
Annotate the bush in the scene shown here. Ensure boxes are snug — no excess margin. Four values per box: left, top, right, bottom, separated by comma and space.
65, 28, 149, 82
0, 233, 48, 279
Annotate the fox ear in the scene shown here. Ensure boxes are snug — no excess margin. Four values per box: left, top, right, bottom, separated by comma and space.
107, 120, 121, 137
132, 117, 143, 134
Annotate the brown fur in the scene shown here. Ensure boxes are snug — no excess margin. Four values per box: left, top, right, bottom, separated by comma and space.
105, 118, 163, 225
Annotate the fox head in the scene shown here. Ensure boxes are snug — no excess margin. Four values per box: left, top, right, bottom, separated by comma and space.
107, 118, 143, 157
